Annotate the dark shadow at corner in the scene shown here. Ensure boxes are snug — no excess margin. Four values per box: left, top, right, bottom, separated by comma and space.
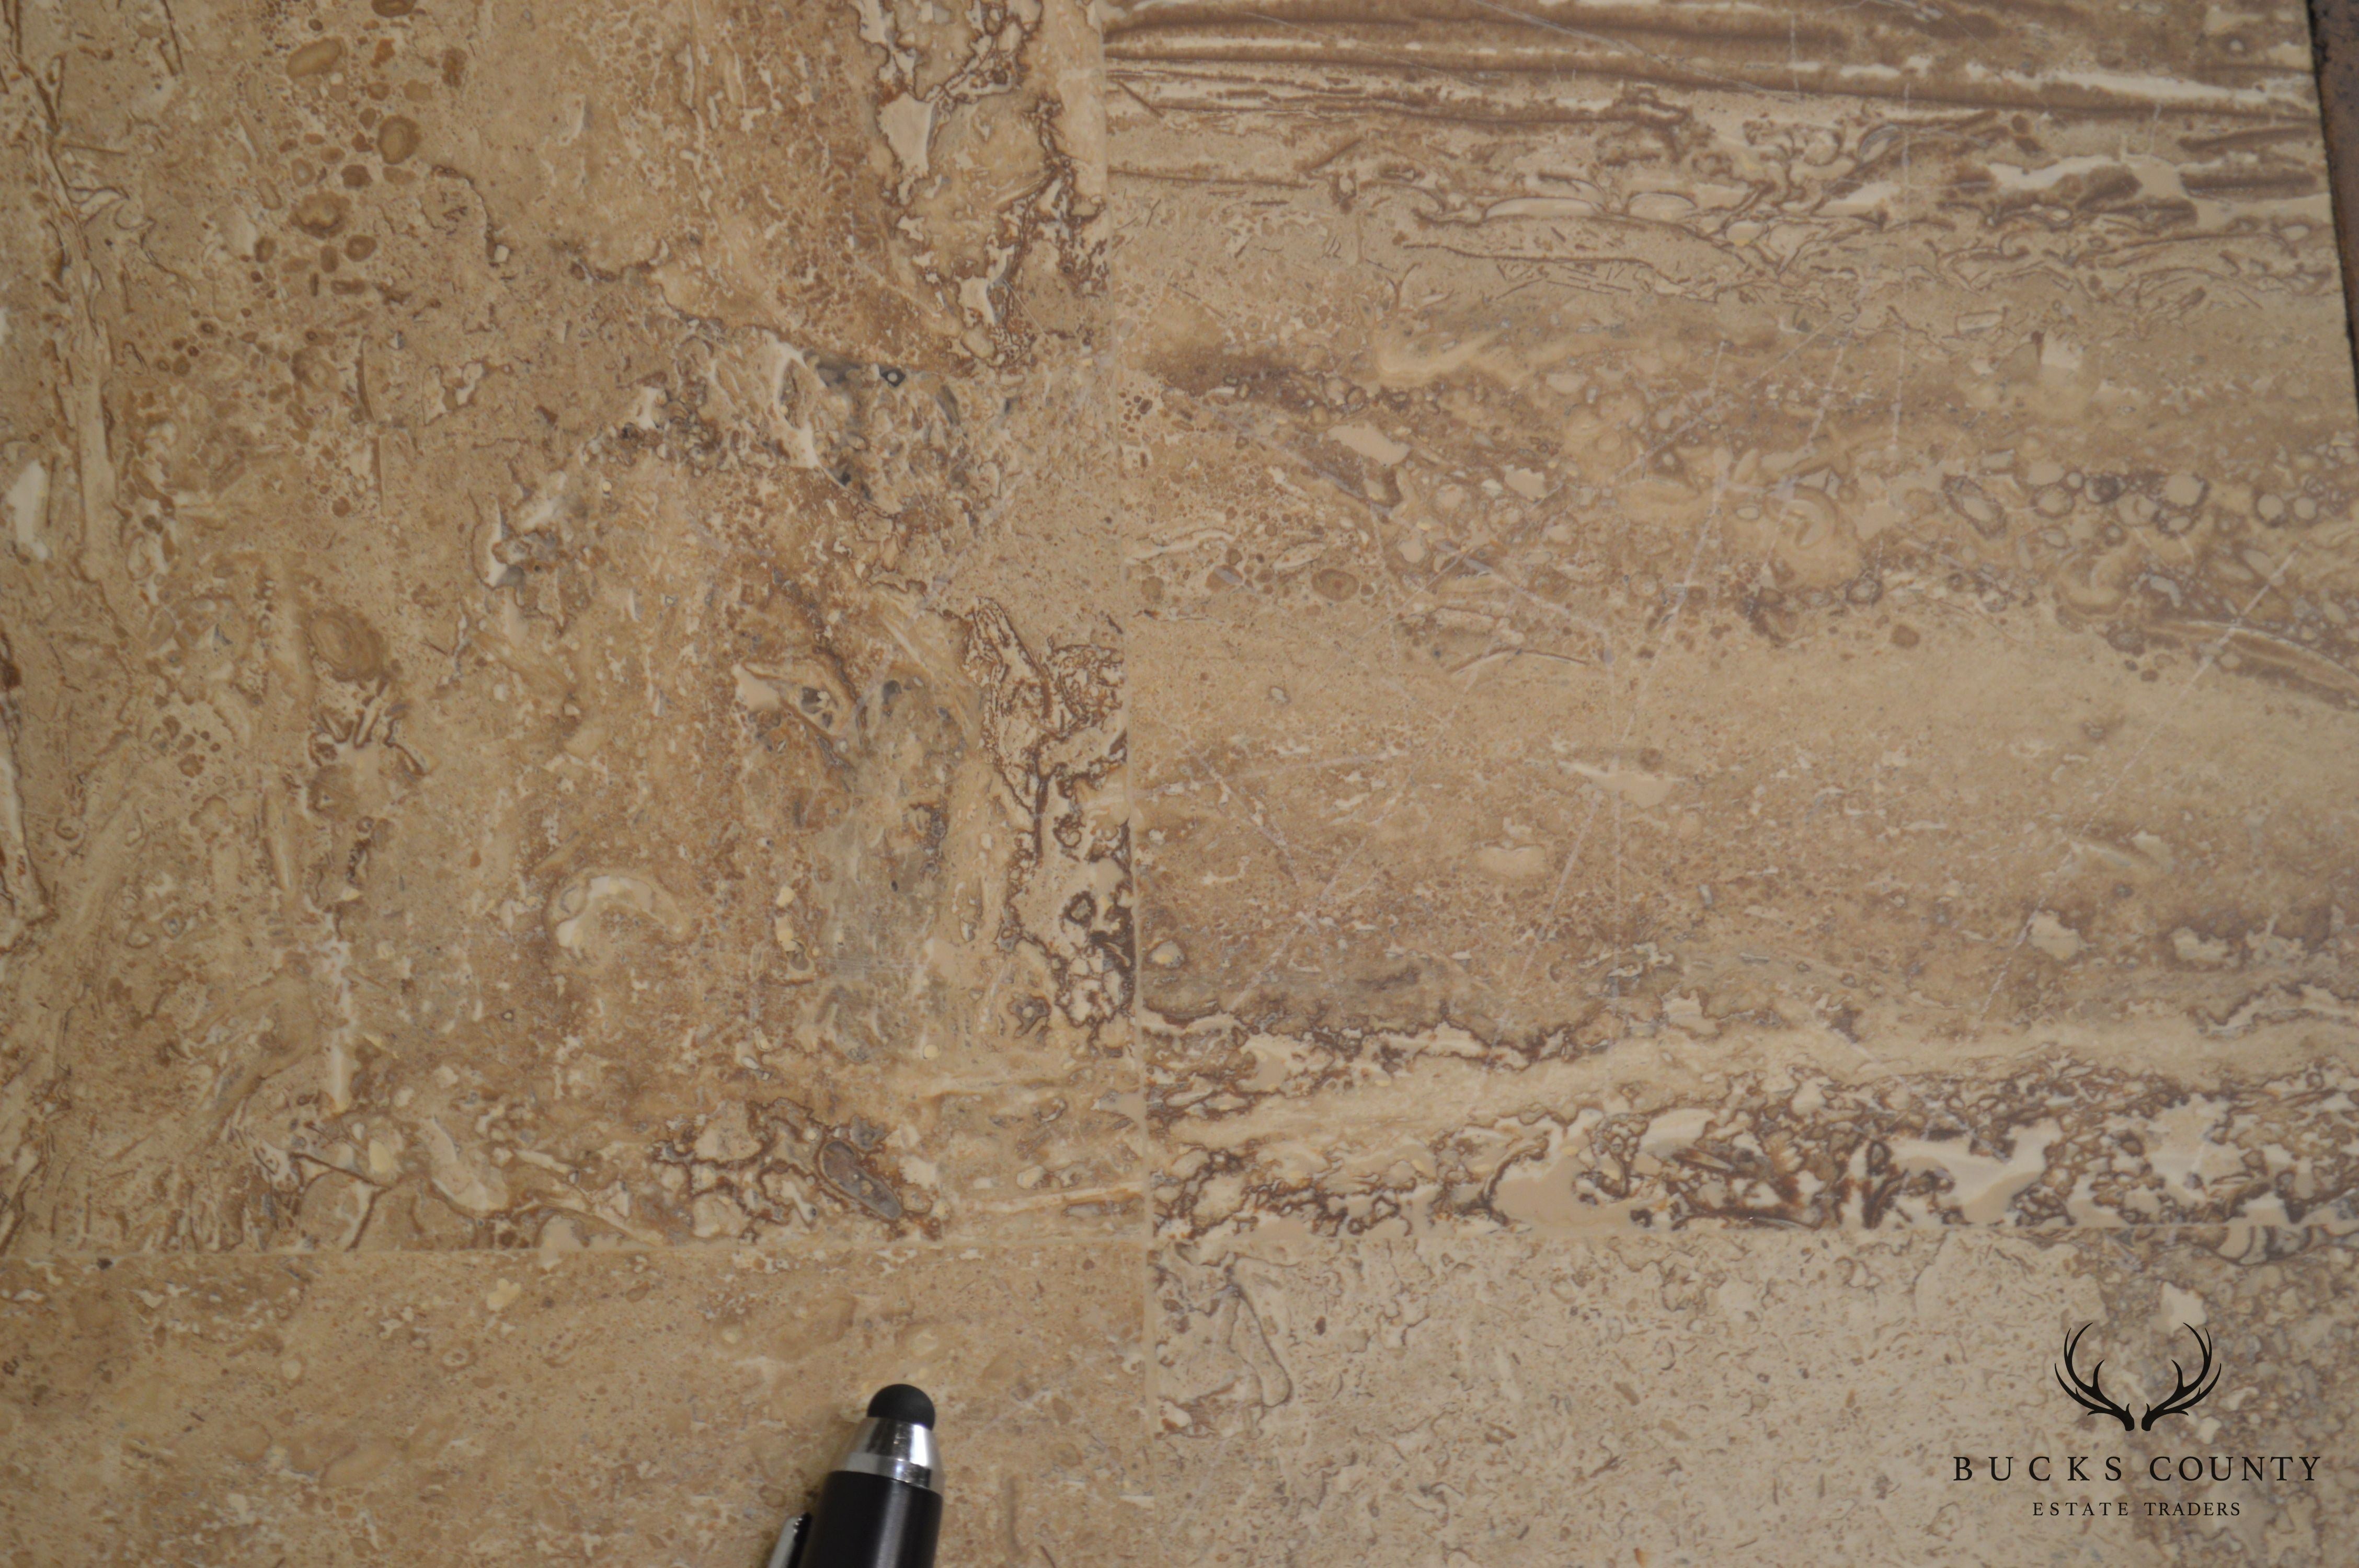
2309, 0, 2359, 408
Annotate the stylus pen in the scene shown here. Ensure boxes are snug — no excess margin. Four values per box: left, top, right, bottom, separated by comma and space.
769, 1385, 943, 1568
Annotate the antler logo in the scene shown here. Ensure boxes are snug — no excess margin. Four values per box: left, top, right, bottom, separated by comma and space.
2055, 1322, 2221, 1432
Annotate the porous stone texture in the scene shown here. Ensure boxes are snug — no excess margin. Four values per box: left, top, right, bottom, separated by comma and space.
0, 0, 1133, 1255
1111, 1, 2359, 1247
4, 0, 2358, 1561
0, 1244, 1148, 1565
1153, 1223, 2358, 1565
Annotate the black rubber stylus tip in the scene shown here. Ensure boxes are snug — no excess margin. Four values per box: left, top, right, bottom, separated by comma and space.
866, 1383, 935, 1429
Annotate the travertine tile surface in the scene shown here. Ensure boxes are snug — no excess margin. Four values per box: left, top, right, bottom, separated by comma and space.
1154, 1223, 2359, 1565
0, 1243, 1148, 1565
1111, 0, 2359, 1240
0, 0, 1136, 1252
5, 0, 2359, 1563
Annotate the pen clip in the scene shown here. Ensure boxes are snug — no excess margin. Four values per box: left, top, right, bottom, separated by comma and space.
765, 1512, 811, 1568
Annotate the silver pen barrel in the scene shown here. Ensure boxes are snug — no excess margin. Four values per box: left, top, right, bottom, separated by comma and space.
833, 1412, 941, 1492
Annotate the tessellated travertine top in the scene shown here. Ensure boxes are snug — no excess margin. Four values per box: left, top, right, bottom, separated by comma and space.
2, 0, 2355, 1561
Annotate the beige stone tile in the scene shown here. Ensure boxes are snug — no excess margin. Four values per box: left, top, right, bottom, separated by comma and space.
0, 1241, 1148, 1566
0, 1, 1137, 1249
1103, 0, 2323, 107
1109, 2, 2359, 1235
1154, 1224, 2359, 1566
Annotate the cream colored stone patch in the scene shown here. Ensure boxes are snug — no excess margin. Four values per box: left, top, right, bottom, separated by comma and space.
1155, 1228, 2358, 1564
547, 872, 690, 955
1325, 421, 1410, 466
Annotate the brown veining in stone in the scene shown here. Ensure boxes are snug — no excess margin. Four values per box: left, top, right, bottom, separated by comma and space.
1105, 0, 2323, 117
0, 0, 1132, 1253
1113, 0, 2359, 1242
1151, 1017, 2359, 1234
5, 0, 2359, 1557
